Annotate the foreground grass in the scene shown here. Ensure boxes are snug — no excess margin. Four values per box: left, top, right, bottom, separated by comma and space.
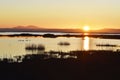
0, 50, 120, 80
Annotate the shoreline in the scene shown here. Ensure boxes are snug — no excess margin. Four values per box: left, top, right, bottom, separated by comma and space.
0, 33, 120, 39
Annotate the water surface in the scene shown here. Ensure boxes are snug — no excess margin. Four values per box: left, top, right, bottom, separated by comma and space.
0, 36, 120, 58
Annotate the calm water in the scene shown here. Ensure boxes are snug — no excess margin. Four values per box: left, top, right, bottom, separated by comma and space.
0, 35, 120, 58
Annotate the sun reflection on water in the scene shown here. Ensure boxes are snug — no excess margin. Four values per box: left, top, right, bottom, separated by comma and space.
83, 36, 89, 51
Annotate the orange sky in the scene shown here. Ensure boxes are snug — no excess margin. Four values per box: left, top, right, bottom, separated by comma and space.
0, 0, 120, 29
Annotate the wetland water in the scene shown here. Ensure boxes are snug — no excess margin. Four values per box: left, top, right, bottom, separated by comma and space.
0, 34, 120, 58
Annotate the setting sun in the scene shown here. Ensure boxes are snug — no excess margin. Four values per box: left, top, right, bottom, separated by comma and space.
83, 26, 90, 31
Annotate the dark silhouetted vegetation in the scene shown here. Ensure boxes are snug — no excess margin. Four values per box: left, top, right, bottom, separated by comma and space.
25, 44, 45, 50
43, 34, 57, 38
1, 33, 120, 39
0, 50, 120, 80
58, 42, 70, 46
96, 44, 117, 47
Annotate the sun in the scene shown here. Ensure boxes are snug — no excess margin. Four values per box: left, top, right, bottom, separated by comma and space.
83, 26, 90, 31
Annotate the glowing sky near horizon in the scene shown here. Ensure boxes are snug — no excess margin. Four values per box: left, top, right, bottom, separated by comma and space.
0, 0, 120, 29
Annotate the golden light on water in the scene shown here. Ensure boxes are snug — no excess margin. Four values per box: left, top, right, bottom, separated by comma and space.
83, 36, 89, 51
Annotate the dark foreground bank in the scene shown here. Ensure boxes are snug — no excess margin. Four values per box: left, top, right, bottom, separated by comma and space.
0, 50, 120, 80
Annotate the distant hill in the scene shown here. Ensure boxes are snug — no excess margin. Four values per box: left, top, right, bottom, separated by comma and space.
13, 25, 40, 29
0, 26, 120, 33
0, 26, 82, 33
91, 28, 120, 33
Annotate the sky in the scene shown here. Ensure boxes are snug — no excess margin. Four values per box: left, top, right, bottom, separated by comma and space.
0, 0, 120, 29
